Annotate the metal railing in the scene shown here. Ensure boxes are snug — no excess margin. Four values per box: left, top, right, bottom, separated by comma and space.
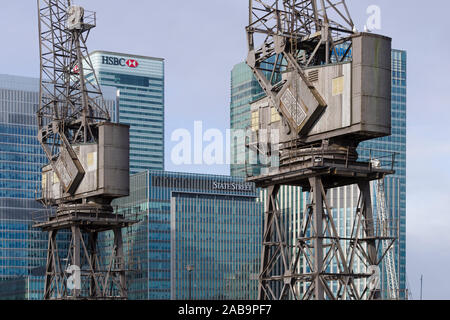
358, 147, 399, 172
249, 143, 400, 174
32, 208, 56, 224
32, 204, 141, 224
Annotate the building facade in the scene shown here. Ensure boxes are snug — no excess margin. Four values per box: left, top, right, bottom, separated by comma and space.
230, 58, 281, 177
0, 276, 44, 300
0, 74, 116, 300
112, 171, 262, 300
230, 63, 265, 177
359, 49, 407, 297
230, 49, 407, 299
0, 75, 49, 293
89, 51, 165, 174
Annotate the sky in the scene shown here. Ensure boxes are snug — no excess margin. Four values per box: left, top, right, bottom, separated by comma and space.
0, 0, 449, 300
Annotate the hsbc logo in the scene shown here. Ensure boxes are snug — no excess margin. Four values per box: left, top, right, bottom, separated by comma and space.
126, 59, 139, 68
102, 56, 139, 69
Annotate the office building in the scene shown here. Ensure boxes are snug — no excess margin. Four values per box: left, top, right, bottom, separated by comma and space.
359, 49, 407, 297
0, 75, 48, 299
112, 170, 262, 300
89, 51, 165, 174
230, 57, 281, 177
0, 74, 116, 300
0, 277, 44, 300
230, 63, 265, 177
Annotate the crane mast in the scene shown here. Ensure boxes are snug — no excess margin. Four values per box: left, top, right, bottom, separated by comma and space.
37, 0, 109, 195
35, 0, 132, 300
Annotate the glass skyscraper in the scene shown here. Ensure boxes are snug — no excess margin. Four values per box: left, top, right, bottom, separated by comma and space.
230, 63, 264, 177
230, 49, 408, 299
113, 170, 262, 300
0, 75, 48, 299
0, 74, 116, 300
89, 51, 165, 174
230, 57, 281, 177
359, 49, 407, 297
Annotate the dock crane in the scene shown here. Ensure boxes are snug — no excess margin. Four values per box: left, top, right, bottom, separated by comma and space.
35, 0, 132, 300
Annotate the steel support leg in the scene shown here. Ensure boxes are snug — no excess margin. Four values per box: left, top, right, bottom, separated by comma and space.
358, 181, 381, 299
72, 226, 81, 298
259, 185, 280, 300
114, 228, 127, 298
310, 177, 324, 300
44, 230, 57, 300
89, 232, 99, 298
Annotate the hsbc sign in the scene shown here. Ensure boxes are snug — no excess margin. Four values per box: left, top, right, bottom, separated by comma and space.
126, 59, 139, 68
102, 56, 139, 68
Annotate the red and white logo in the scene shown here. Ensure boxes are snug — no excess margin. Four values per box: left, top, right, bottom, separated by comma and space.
126, 59, 139, 68
72, 64, 80, 74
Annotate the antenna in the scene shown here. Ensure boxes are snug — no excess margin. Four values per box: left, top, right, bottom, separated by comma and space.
420, 275, 423, 300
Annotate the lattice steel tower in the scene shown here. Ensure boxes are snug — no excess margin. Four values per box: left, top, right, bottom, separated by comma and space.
35, 0, 133, 300
245, 0, 397, 300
